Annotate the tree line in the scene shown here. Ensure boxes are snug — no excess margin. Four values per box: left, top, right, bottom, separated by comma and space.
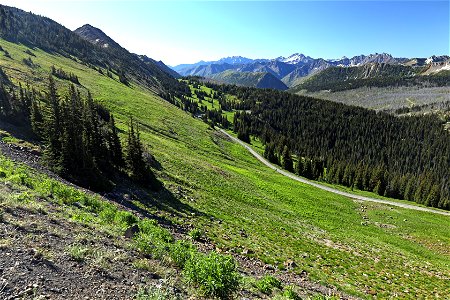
51, 66, 80, 85
204, 82, 450, 210
294, 65, 450, 92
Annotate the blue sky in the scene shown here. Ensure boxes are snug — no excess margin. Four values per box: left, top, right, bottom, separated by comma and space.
1, 1, 449, 65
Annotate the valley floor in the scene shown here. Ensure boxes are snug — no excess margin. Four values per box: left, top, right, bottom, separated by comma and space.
220, 129, 450, 216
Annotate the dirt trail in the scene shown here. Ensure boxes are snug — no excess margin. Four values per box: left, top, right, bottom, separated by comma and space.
220, 129, 450, 217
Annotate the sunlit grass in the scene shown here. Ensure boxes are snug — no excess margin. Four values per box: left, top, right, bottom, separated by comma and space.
0, 38, 449, 298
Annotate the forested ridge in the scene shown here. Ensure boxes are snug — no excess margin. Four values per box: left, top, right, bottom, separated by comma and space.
292, 64, 450, 92
201, 81, 450, 210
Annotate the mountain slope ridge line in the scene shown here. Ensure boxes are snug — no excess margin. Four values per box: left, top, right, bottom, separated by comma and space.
220, 129, 450, 217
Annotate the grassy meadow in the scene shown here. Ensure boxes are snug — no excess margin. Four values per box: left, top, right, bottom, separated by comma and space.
1, 38, 449, 298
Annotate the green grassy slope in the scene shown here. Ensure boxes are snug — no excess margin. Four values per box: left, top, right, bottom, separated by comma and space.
1, 38, 449, 299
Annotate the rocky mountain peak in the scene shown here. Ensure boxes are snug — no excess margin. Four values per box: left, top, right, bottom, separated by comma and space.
74, 24, 116, 49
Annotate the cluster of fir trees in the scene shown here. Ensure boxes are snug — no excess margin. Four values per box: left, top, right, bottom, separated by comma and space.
1, 72, 158, 191
162, 80, 231, 130
221, 83, 450, 209
51, 66, 80, 85
233, 111, 250, 143
203, 109, 229, 129
36, 76, 159, 190
0, 79, 33, 126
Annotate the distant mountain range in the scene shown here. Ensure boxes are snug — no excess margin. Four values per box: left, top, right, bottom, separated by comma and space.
173, 53, 450, 90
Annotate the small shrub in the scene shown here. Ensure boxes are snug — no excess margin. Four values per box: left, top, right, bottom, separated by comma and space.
91, 248, 110, 269
135, 286, 179, 300
14, 192, 33, 203
282, 286, 301, 300
134, 220, 173, 258
134, 233, 168, 259
169, 240, 195, 268
24, 49, 36, 57
138, 219, 174, 243
67, 244, 90, 262
310, 295, 340, 300
0, 209, 4, 223
255, 275, 282, 295
9, 172, 33, 188
114, 210, 138, 228
188, 228, 202, 241
22, 57, 34, 67
132, 258, 153, 271
183, 252, 240, 299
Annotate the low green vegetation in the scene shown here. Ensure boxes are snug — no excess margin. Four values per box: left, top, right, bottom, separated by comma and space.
0, 155, 241, 299
255, 275, 282, 295
135, 286, 179, 300
281, 286, 301, 300
1, 38, 449, 298
67, 244, 90, 262
183, 252, 240, 299
188, 228, 203, 241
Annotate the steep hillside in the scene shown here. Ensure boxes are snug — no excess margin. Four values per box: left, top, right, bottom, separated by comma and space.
296, 86, 450, 114
180, 62, 235, 77
1, 6, 450, 300
291, 63, 450, 93
137, 54, 181, 78
209, 70, 288, 90
0, 5, 185, 96
73, 24, 181, 79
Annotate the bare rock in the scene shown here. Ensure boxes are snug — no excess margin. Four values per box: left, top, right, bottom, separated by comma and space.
284, 259, 297, 269
124, 224, 140, 239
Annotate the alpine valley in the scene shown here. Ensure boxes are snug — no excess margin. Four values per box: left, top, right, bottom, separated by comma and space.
0, 4, 449, 300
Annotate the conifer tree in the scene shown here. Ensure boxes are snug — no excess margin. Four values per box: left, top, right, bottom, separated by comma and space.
281, 145, 293, 172
43, 75, 62, 169
108, 114, 124, 167
303, 158, 313, 179
126, 117, 147, 182
30, 95, 43, 136
295, 157, 303, 176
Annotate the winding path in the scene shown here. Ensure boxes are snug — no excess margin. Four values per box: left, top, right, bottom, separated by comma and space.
220, 129, 450, 217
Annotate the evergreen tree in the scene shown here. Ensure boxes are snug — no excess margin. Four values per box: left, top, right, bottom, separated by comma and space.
107, 114, 124, 167
426, 184, 440, 207
43, 75, 62, 169
303, 159, 313, 179
126, 117, 148, 182
30, 94, 43, 136
295, 158, 303, 176
237, 126, 250, 143
281, 145, 293, 172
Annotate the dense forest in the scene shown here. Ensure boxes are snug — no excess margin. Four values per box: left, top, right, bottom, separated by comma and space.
200, 80, 450, 210
0, 69, 158, 191
293, 65, 450, 92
